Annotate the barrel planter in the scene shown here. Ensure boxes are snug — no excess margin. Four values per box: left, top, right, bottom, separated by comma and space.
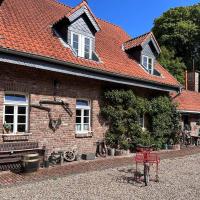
22, 153, 40, 173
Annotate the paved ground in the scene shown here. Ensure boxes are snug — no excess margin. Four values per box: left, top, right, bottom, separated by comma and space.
1, 149, 200, 200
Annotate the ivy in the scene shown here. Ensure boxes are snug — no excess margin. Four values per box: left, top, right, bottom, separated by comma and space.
101, 89, 180, 150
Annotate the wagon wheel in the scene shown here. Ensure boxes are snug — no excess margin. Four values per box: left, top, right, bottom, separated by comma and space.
63, 151, 76, 162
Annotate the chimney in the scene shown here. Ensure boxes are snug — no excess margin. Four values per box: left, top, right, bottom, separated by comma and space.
186, 70, 200, 92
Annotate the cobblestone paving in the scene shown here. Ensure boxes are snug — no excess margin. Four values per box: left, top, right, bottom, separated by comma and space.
0, 150, 200, 200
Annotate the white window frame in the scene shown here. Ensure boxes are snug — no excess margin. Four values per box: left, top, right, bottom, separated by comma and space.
142, 55, 154, 74
76, 99, 91, 134
71, 32, 92, 59
3, 93, 29, 134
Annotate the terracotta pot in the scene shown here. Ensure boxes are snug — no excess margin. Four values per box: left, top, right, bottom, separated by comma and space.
172, 144, 181, 150
115, 149, 122, 156
108, 148, 115, 156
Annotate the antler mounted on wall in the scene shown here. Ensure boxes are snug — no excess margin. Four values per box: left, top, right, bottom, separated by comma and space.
31, 99, 73, 132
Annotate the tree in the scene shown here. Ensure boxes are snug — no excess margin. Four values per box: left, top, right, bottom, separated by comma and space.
158, 46, 186, 84
152, 3, 200, 73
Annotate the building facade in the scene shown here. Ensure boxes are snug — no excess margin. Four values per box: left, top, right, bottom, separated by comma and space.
0, 0, 181, 156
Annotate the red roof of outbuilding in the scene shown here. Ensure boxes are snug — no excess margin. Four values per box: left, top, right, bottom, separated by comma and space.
0, 0, 180, 89
173, 90, 200, 113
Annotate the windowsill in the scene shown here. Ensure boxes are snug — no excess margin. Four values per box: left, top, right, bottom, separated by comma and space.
0, 133, 32, 136
75, 131, 93, 138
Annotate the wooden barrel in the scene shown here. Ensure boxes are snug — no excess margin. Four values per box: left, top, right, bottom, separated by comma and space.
22, 153, 39, 173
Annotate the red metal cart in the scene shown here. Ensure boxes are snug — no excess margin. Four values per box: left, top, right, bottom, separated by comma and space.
134, 145, 160, 186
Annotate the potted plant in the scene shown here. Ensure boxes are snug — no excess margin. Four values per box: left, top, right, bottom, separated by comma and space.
118, 136, 130, 155
105, 132, 116, 156
3, 123, 11, 134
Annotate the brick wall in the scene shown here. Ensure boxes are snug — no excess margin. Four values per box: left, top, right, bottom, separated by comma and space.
0, 63, 107, 154
0, 62, 167, 155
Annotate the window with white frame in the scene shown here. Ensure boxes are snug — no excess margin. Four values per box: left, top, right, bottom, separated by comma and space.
71, 32, 92, 59
4, 93, 28, 133
138, 114, 145, 129
76, 100, 91, 133
142, 55, 154, 74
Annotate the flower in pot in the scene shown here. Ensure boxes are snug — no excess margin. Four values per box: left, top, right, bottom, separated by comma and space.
119, 137, 130, 155
3, 123, 11, 134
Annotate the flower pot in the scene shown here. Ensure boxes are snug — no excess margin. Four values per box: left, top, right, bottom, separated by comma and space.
108, 148, 115, 156
115, 149, 122, 156
121, 149, 130, 155
172, 144, 180, 150
167, 144, 173, 150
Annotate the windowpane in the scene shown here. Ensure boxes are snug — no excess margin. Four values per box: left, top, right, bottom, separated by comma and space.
84, 38, 91, 59
76, 100, 89, 107
73, 34, 79, 55
17, 125, 26, 132
18, 116, 26, 123
84, 110, 89, 116
76, 124, 81, 132
18, 106, 26, 114
143, 56, 148, 68
5, 94, 26, 102
83, 124, 89, 131
76, 117, 81, 124
5, 115, 14, 123
84, 117, 89, 123
84, 52, 90, 59
76, 109, 81, 117
5, 106, 14, 114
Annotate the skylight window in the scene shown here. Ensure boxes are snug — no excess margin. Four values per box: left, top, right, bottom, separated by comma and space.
71, 32, 92, 59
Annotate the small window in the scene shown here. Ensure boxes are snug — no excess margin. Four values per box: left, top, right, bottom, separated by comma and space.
4, 93, 28, 134
142, 56, 154, 74
71, 32, 92, 60
76, 100, 91, 133
138, 114, 145, 129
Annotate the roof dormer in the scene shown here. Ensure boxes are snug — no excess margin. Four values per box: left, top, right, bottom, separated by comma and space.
53, 0, 100, 61
123, 32, 161, 76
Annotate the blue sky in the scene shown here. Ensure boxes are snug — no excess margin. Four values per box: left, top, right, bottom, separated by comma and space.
59, 0, 199, 37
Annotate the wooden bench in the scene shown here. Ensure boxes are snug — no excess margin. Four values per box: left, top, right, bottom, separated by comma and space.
0, 142, 44, 164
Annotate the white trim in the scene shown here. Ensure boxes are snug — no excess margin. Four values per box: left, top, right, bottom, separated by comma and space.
76, 99, 91, 134
178, 110, 200, 114
3, 92, 29, 134
71, 32, 92, 59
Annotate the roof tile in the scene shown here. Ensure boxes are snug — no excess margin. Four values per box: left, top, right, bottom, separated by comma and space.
0, 0, 180, 88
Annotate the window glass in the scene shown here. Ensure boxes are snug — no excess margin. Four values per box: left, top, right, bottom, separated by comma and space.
5, 106, 14, 114
5, 94, 26, 102
72, 34, 79, 55
76, 100, 89, 107
143, 56, 148, 68
84, 37, 91, 59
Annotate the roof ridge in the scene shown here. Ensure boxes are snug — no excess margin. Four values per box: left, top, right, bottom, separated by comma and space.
124, 32, 151, 44
97, 17, 121, 29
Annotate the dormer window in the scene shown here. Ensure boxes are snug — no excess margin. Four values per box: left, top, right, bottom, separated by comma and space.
142, 55, 154, 74
71, 32, 92, 59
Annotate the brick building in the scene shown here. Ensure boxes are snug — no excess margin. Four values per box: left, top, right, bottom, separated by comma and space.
0, 0, 181, 156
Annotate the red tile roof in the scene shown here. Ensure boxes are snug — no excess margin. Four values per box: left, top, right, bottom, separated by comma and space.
0, 0, 180, 89
123, 32, 151, 50
172, 90, 200, 113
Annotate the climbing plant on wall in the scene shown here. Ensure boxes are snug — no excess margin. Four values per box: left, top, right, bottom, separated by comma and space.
101, 89, 180, 150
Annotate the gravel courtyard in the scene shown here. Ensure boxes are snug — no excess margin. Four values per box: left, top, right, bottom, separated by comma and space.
1, 153, 200, 200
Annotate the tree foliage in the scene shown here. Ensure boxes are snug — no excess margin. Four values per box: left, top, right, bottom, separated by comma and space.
101, 90, 180, 150
152, 3, 200, 78
158, 46, 186, 84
